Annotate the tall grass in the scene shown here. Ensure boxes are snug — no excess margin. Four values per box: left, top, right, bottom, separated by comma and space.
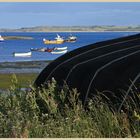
0, 75, 140, 138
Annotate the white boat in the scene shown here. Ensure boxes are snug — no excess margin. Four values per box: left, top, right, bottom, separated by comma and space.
51, 50, 68, 54
54, 46, 68, 50
65, 34, 77, 42
68, 35, 77, 40
13, 51, 32, 57
0, 35, 4, 42
55, 34, 64, 41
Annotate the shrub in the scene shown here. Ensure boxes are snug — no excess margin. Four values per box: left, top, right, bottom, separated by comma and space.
0, 75, 140, 137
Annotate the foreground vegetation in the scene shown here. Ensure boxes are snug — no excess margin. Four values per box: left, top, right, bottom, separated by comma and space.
0, 75, 140, 138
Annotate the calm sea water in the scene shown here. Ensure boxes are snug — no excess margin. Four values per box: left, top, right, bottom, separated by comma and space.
0, 32, 138, 62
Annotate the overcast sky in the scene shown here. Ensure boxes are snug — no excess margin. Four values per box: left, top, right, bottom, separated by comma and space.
0, 2, 140, 28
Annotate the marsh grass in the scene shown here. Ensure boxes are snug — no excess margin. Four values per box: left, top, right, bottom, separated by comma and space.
0, 73, 37, 89
0, 75, 140, 138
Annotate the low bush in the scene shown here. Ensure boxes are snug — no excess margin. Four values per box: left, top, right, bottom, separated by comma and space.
0, 75, 140, 138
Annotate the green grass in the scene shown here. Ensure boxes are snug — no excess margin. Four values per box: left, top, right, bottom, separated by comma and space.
0, 73, 38, 89
0, 76, 140, 138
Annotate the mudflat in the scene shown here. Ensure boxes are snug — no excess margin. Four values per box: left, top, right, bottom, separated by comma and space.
0, 60, 51, 74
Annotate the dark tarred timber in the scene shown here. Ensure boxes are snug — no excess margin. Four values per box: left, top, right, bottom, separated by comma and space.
35, 33, 140, 108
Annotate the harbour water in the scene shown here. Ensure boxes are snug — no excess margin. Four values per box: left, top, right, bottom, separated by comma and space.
0, 32, 138, 62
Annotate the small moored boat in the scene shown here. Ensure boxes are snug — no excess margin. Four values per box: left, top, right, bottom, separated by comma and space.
54, 46, 68, 50
30, 48, 47, 52
43, 34, 64, 44
13, 51, 32, 57
30, 48, 40, 51
30, 47, 55, 52
31, 46, 67, 52
51, 50, 68, 54
0, 35, 4, 42
65, 34, 77, 42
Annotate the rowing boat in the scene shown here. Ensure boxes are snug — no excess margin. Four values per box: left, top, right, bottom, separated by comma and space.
13, 51, 32, 57
51, 50, 68, 54
54, 46, 68, 50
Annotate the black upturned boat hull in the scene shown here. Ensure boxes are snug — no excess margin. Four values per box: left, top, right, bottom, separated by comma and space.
35, 33, 140, 109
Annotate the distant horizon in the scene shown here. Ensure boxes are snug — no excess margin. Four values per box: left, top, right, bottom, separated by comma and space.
0, 2, 140, 28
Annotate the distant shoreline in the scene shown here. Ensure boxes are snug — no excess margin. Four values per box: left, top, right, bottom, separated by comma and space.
1, 25, 140, 33
51, 30, 140, 32
1, 31, 140, 33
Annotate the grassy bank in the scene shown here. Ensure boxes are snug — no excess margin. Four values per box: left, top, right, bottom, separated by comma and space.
0, 78, 140, 138
0, 73, 38, 89
0, 60, 51, 89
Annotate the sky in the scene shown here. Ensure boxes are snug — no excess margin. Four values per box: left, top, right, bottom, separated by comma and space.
0, 2, 140, 28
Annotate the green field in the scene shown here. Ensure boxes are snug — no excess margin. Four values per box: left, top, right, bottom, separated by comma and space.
0, 73, 38, 89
